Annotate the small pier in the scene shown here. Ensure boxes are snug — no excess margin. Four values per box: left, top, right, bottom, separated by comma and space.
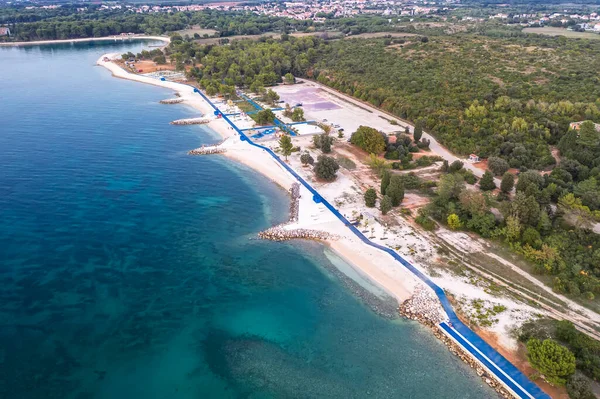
171, 117, 210, 125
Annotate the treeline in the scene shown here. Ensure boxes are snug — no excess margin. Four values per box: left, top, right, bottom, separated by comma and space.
313, 34, 600, 170
1, 11, 189, 41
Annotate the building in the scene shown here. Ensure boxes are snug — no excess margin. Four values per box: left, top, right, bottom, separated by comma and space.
468, 154, 480, 162
0, 27, 10, 37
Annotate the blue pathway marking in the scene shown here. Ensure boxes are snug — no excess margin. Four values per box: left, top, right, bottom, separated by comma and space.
191, 87, 550, 399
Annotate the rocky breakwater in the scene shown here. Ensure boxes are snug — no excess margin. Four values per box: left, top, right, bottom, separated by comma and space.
400, 286, 515, 399
289, 183, 300, 223
170, 117, 210, 125
160, 98, 184, 104
188, 142, 226, 155
399, 284, 448, 325
258, 227, 335, 242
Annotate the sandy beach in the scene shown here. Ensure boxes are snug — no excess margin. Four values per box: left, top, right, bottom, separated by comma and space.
0, 35, 169, 47
97, 53, 418, 302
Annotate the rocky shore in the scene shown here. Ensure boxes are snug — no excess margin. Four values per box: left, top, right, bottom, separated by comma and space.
171, 117, 210, 125
160, 98, 184, 104
399, 286, 515, 399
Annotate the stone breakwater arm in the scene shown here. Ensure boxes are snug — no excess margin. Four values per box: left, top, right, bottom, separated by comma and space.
258, 227, 335, 242
171, 117, 211, 125
160, 98, 184, 104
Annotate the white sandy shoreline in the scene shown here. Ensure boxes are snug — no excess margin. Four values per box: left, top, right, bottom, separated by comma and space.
0, 35, 169, 47
96, 53, 418, 302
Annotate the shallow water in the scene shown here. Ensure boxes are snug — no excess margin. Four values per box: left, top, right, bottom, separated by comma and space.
0, 41, 496, 398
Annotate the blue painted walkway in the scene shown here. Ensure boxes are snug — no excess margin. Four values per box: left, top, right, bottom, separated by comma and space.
192, 87, 550, 399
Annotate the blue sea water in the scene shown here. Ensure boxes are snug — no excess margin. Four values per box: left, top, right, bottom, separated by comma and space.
0, 41, 496, 398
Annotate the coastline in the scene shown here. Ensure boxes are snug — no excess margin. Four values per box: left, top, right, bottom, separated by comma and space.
96, 53, 549, 399
97, 54, 417, 301
0, 35, 169, 47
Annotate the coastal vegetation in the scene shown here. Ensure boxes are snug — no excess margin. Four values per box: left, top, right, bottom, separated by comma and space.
314, 155, 339, 181
520, 319, 600, 395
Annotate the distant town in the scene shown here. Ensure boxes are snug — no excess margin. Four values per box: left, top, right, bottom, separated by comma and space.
6, 0, 599, 34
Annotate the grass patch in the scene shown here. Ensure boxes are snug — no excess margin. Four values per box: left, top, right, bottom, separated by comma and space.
336, 156, 356, 170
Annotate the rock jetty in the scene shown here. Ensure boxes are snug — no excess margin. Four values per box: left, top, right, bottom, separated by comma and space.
399, 285, 514, 399
188, 144, 226, 155
160, 98, 184, 104
289, 183, 300, 223
258, 227, 334, 242
171, 117, 210, 125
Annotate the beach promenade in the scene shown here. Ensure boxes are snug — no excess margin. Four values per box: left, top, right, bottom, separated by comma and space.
189, 87, 551, 399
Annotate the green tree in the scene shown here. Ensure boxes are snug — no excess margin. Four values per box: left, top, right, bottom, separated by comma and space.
488, 157, 510, 176
526, 338, 576, 386
367, 154, 391, 178
386, 176, 405, 206
566, 374, 595, 399
413, 122, 423, 143
577, 121, 600, 147
291, 108, 305, 122
380, 195, 392, 215
500, 172, 515, 193
314, 155, 339, 181
505, 216, 522, 243
438, 173, 465, 200
300, 152, 314, 166
364, 188, 377, 207
264, 89, 280, 105
350, 126, 386, 154
447, 214, 462, 230
381, 169, 391, 194
516, 170, 544, 194
284, 72, 295, 84
279, 134, 293, 161
448, 160, 464, 173
479, 170, 496, 191
255, 109, 275, 125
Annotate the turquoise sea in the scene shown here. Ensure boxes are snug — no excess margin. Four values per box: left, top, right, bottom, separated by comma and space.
0, 41, 496, 398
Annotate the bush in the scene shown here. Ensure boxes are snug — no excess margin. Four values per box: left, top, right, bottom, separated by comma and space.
488, 156, 510, 176
255, 109, 275, 125
526, 338, 576, 386
313, 133, 333, 153
300, 152, 314, 166
447, 214, 462, 230
380, 195, 392, 215
480, 170, 496, 191
566, 374, 595, 399
314, 155, 339, 181
350, 125, 386, 154
463, 170, 478, 185
448, 160, 464, 173
501, 172, 515, 193
416, 213, 436, 230
364, 188, 377, 207
387, 176, 405, 206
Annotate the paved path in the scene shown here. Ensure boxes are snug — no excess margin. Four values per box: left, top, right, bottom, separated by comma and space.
192, 86, 550, 399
